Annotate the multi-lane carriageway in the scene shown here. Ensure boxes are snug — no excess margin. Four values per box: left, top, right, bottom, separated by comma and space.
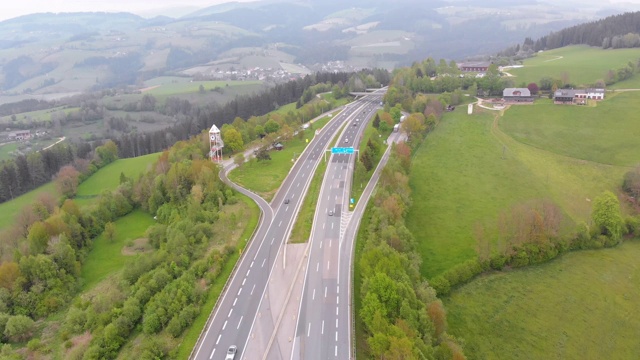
193, 89, 385, 360
291, 93, 383, 360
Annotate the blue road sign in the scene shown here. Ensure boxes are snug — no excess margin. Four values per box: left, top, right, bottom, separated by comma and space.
331, 147, 354, 154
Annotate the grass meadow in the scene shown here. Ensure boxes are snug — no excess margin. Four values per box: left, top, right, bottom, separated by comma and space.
406, 92, 637, 278
0, 182, 58, 231
228, 113, 335, 200
79, 209, 155, 291
500, 93, 640, 167
75, 153, 160, 206
445, 240, 640, 359
508, 45, 640, 87
0, 143, 18, 161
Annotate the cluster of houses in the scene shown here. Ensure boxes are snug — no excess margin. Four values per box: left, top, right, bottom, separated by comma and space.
500, 87, 605, 105
3, 129, 49, 142
8, 130, 32, 141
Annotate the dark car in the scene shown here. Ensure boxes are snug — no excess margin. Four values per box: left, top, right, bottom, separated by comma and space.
284, 198, 290, 204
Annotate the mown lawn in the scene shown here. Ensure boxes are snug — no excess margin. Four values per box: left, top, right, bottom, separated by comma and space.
500, 92, 640, 167
406, 108, 549, 278
406, 97, 633, 278
80, 209, 155, 291
445, 240, 640, 360
75, 153, 160, 206
228, 114, 335, 200
508, 45, 640, 87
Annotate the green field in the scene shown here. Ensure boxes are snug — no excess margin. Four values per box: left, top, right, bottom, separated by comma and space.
446, 240, 640, 359
0, 182, 58, 231
501, 94, 640, 167
228, 114, 335, 200
75, 153, 160, 206
0, 142, 18, 161
406, 100, 631, 278
508, 46, 640, 87
79, 210, 155, 291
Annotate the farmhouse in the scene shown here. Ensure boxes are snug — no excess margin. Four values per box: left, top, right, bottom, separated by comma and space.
503, 88, 534, 103
459, 61, 490, 72
8, 130, 31, 141
553, 88, 605, 104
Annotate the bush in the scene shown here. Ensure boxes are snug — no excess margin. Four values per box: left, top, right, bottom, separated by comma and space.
624, 216, 640, 236
510, 249, 530, 268
430, 276, 451, 296
489, 253, 507, 270
4, 314, 34, 342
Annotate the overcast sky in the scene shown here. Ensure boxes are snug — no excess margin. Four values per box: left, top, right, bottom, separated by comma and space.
1, 0, 257, 22
3, 0, 640, 22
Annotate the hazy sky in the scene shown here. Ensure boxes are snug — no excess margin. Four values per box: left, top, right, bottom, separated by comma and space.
3, 0, 640, 22
1, 0, 257, 22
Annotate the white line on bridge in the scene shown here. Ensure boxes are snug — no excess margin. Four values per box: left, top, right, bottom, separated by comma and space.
228, 309, 233, 317
209, 348, 216, 359
233, 298, 237, 306
307, 322, 311, 337
223, 320, 227, 330
322, 320, 325, 335
261, 259, 266, 267
251, 284, 256, 295
216, 334, 221, 345
313, 288, 316, 300
237, 316, 243, 329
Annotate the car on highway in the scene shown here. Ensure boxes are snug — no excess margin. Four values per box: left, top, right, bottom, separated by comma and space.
328, 209, 334, 216
284, 198, 290, 204
225, 345, 237, 360
344, 139, 348, 143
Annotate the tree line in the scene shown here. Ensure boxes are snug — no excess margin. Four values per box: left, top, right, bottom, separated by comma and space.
0, 70, 390, 205
356, 130, 466, 358
515, 11, 640, 52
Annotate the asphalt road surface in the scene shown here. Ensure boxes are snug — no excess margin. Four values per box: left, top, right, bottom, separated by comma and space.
192, 90, 385, 360
290, 98, 384, 360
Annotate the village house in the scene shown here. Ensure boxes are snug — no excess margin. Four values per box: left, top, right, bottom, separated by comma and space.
458, 61, 491, 72
503, 88, 534, 103
553, 88, 605, 104
8, 130, 31, 141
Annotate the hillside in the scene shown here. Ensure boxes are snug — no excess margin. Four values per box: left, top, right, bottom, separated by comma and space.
0, 0, 631, 101
507, 45, 640, 87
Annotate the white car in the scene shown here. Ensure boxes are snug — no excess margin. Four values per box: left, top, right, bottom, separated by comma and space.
226, 345, 237, 360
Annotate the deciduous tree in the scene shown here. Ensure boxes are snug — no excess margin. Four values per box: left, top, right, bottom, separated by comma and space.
55, 165, 80, 198
592, 191, 623, 240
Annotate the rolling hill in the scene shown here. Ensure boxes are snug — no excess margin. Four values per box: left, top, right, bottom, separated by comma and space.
2, 0, 635, 101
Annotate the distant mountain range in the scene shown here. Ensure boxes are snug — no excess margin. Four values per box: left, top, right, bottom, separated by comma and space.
0, 0, 638, 98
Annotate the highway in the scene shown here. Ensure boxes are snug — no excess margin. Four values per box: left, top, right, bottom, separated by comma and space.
290, 97, 384, 360
192, 90, 385, 360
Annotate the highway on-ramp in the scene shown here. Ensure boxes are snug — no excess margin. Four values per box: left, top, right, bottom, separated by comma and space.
192, 91, 385, 360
